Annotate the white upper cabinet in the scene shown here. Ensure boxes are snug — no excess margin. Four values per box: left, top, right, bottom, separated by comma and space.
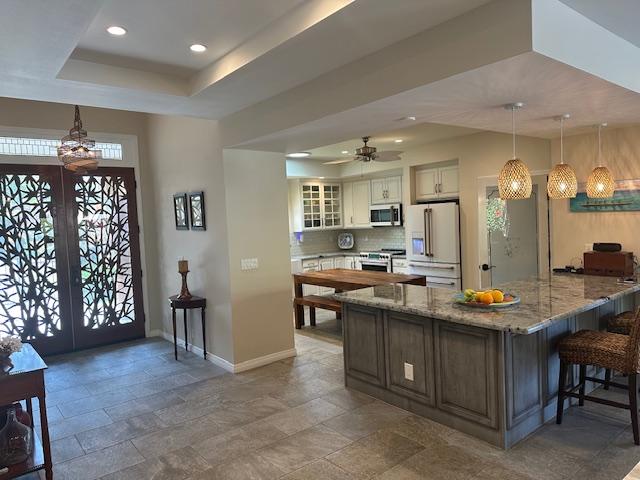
289, 180, 342, 231
415, 169, 439, 199
343, 179, 371, 228
415, 165, 459, 201
438, 165, 459, 197
371, 176, 402, 204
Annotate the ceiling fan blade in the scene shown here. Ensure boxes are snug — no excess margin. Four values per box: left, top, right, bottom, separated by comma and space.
373, 150, 403, 162
323, 158, 357, 165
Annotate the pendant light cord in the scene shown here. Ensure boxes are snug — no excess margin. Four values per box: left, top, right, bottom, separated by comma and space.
511, 106, 516, 159
560, 117, 564, 164
597, 124, 602, 167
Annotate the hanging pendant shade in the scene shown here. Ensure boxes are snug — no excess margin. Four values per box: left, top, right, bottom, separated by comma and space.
547, 114, 577, 199
586, 123, 615, 198
57, 105, 101, 173
499, 159, 532, 199
498, 103, 532, 199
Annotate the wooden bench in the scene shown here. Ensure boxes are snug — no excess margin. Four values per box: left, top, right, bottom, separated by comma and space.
293, 295, 341, 328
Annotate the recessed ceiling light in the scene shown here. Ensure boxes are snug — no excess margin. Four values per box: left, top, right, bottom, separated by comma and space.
107, 26, 127, 36
286, 152, 311, 158
318, 177, 325, 179
341, 150, 349, 154
190, 44, 207, 53
406, 116, 416, 121
394, 139, 403, 143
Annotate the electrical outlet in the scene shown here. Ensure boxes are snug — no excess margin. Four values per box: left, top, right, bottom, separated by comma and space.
241, 258, 259, 271
404, 362, 414, 381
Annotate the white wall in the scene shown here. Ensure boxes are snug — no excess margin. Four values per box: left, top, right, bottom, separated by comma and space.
146, 114, 235, 362
223, 149, 294, 364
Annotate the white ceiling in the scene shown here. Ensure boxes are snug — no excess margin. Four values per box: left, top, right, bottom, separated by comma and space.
0, 0, 493, 119
73, 0, 306, 77
300, 123, 481, 161
238, 52, 640, 153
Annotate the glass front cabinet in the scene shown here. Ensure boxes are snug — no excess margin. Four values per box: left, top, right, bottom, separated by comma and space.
298, 182, 342, 230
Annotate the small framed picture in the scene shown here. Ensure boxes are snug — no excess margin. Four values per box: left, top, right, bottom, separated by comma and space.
189, 191, 206, 231
173, 193, 189, 230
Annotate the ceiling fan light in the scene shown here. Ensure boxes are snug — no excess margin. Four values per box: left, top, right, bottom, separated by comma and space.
548, 163, 577, 198
498, 158, 532, 199
586, 166, 615, 198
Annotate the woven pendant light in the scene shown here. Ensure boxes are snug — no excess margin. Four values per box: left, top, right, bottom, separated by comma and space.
498, 103, 532, 200
586, 123, 615, 198
57, 105, 101, 173
547, 114, 577, 199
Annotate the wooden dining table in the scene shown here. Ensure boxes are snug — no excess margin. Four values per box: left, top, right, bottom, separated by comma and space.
293, 268, 426, 329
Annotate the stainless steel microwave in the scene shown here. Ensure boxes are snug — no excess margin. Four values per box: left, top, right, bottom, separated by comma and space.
369, 203, 402, 227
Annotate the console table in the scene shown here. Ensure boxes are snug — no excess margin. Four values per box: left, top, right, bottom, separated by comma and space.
168, 295, 207, 360
0, 344, 52, 480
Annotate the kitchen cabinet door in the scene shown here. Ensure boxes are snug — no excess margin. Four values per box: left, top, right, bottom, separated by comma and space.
322, 184, 342, 228
302, 259, 319, 296
352, 180, 371, 227
342, 182, 354, 228
385, 176, 402, 203
415, 168, 438, 200
301, 184, 323, 230
334, 256, 345, 269
371, 176, 402, 205
371, 178, 387, 204
319, 257, 335, 294
343, 256, 355, 269
439, 166, 459, 197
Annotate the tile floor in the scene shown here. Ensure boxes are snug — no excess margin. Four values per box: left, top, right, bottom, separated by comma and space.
15, 325, 640, 480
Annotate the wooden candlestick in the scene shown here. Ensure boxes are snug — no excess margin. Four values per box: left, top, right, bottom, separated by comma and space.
178, 270, 192, 299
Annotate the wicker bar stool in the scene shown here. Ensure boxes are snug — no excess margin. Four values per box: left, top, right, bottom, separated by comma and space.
556, 309, 640, 445
604, 310, 637, 389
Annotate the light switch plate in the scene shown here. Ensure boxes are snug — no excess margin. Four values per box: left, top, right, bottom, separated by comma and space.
404, 362, 414, 381
241, 258, 259, 271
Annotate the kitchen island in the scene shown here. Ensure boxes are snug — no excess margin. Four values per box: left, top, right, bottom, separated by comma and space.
335, 274, 640, 448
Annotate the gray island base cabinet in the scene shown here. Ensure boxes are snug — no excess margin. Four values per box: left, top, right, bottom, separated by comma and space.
338, 275, 640, 448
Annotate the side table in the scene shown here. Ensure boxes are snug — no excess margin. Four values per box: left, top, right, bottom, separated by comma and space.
168, 295, 207, 360
0, 344, 52, 480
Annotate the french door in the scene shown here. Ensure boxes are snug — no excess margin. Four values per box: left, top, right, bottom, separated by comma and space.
0, 165, 145, 355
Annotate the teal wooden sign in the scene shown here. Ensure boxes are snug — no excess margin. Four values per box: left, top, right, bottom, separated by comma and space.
570, 180, 640, 212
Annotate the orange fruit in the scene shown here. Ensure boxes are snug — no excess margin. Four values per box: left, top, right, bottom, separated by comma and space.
480, 292, 494, 305
491, 290, 504, 303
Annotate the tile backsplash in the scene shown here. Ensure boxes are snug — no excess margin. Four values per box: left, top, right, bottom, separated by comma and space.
290, 227, 406, 257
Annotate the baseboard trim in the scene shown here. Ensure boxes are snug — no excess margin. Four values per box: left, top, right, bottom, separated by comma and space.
148, 330, 296, 373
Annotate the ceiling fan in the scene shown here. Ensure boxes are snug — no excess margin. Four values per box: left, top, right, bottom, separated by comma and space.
323, 136, 402, 165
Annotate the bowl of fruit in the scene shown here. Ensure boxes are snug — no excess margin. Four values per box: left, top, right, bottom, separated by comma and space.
453, 289, 520, 309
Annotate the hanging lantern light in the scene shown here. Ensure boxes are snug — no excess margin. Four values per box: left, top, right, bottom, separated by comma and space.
586, 123, 615, 198
57, 105, 101, 173
547, 114, 577, 199
498, 103, 532, 200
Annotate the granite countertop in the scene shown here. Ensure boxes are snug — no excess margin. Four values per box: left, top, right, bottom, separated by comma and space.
334, 274, 640, 335
291, 251, 356, 261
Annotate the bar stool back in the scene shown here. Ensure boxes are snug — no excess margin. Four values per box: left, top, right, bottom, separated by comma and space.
556, 309, 640, 444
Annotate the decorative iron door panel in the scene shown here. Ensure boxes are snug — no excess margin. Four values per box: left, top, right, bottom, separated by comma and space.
65, 167, 145, 349
0, 165, 73, 355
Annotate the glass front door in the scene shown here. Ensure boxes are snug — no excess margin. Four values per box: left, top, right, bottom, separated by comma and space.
0, 165, 144, 355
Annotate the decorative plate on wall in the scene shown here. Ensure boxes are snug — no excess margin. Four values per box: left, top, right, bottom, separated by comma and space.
338, 233, 354, 250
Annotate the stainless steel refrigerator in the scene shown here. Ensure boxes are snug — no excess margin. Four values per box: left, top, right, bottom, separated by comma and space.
405, 202, 461, 290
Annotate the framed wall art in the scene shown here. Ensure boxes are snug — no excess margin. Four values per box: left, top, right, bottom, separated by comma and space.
189, 191, 206, 230
173, 193, 189, 230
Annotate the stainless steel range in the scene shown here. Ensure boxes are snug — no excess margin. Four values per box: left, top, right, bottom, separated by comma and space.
359, 249, 406, 272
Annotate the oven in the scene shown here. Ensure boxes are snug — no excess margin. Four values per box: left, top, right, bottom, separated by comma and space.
359, 252, 392, 272
360, 262, 390, 272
